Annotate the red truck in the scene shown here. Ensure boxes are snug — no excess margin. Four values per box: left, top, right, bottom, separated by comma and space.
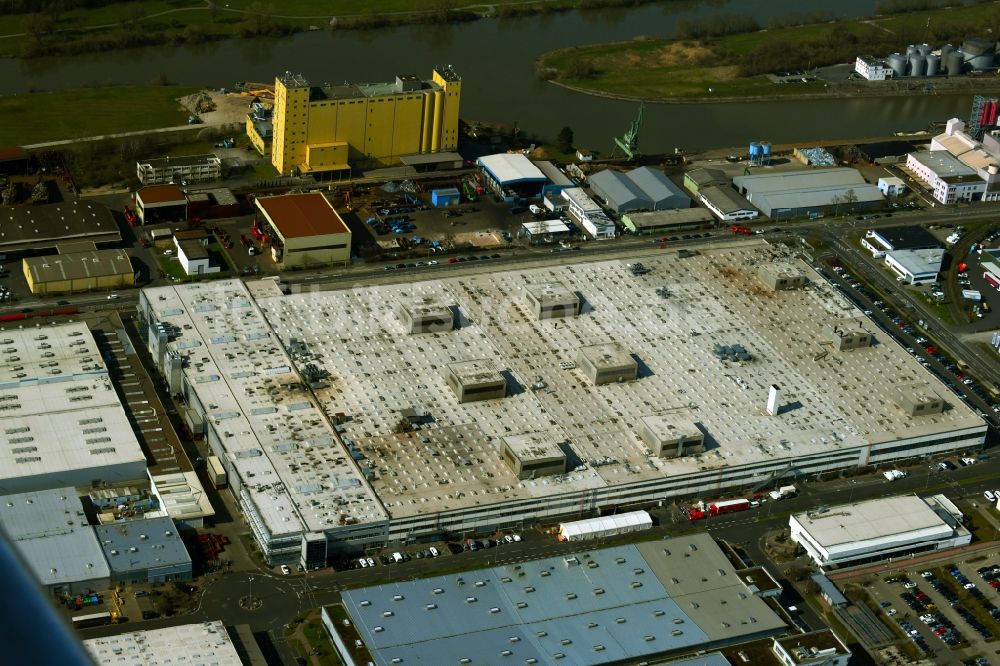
731, 224, 754, 235
709, 499, 750, 516
123, 206, 138, 226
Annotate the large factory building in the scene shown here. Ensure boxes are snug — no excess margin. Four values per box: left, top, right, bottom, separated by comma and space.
266, 66, 461, 176
136, 243, 985, 568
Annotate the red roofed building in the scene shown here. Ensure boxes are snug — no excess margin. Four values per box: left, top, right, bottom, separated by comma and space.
254, 192, 351, 268
135, 185, 187, 224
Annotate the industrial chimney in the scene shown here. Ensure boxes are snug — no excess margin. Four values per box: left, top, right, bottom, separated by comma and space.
766, 384, 781, 416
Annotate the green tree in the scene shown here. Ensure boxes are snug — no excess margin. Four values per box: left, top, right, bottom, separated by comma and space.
557, 126, 574, 153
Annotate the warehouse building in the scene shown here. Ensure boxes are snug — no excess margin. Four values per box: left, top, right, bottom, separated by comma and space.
136, 244, 985, 566
477, 153, 548, 200
329, 534, 787, 665
136, 154, 221, 186
0, 487, 110, 596
84, 621, 244, 666
857, 140, 915, 164
885, 247, 945, 284
94, 517, 191, 585
0, 321, 147, 495
789, 494, 970, 569
267, 67, 461, 176
683, 167, 727, 195
135, 185, 187, 224
589, 166, 690, 213
254, 192, 351, 268
698, 185, 759, 222
176, 240, 219, 276
148, 471, 216, 530
524, 281, 580, 319
520, 218, 572, 242
621, 207, 715, 234
500, 431, 567, 479
733, 168, 883, 219
23, 243, 134, 295
0, 200, 120, 254
186, 187, 241, 220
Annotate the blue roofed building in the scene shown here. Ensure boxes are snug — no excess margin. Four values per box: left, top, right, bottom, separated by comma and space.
94, 517, 192, 585
0, 487, 110, 596
324, 533, 787, 665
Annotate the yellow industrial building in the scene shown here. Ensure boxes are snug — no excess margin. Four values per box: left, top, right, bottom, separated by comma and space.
255, 66, 462, 176
23, 242, 135, 295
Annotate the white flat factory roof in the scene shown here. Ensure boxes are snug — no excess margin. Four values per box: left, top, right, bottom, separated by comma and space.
791, 495, 952, 550
142, 242, 984, 527
149, 471, 216, 523
909, 151, 977, 178
83, 620, 242, 666
141, 282, 388, 540
0, 321, 146, 490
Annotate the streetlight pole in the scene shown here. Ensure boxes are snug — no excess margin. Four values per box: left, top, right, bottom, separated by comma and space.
249, 575, 254, 603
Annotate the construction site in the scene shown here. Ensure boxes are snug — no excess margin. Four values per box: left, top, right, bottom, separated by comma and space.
136, 238, 987, 566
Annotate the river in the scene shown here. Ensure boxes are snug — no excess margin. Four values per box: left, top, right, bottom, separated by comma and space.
3, 0, 976, 153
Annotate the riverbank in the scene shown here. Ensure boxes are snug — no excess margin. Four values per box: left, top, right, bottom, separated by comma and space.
548, 76, 1000, 105
0, 0, 671, 59
0, 85, 197, 146
535, 2, 1000, 101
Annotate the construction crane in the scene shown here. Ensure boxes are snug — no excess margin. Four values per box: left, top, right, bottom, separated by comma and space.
612, 103, 643, 160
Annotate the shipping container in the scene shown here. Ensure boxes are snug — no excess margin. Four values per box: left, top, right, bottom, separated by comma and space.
207, 455, 227, 489
708, 499, 750, 516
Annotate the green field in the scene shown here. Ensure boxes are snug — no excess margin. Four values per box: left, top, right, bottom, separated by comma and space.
537, 3, 1000, 100
0, 85, 197, 146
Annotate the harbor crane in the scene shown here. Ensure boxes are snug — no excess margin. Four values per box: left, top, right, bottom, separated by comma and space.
612, 103, 643, 160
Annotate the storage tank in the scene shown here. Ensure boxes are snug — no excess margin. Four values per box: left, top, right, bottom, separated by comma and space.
761, 142, 772, 162
888, 53, 908, 78
749, 142, 760, 159
941, 44, 954, 62
917, 43, 932, 57
963, 37, 997, 70
906, 44, 918, 58
947, 50, 965, 76
909, 55, 925, 77
926, 54, 940, 77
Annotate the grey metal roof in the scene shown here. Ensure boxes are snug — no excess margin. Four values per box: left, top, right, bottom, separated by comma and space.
341, 535, 785, 665
0, 487, 110, 587
627, 166, 691, 209
699, 185, 756, 215
589, 170, 649, 212
733, 168, 868, 194
533, 160, 573, 187
94, 517, 191, 574
751, 184, 883, 216
810, 574, 847, 605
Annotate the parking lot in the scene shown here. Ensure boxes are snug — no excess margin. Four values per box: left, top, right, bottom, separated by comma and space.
339, 532, 523, 572
866, 559, 1000, 664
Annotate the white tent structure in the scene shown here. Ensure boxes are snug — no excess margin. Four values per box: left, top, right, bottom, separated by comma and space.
557, 510, 653, 541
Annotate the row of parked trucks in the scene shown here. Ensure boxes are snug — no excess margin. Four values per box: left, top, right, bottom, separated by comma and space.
686, 485, 797, 520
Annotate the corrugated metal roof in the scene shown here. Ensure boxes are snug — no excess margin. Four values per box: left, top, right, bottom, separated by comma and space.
626, 167, 690, 208
733, 168, 868, 193
341, 536, 786, 665
589, 170, 648, 211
